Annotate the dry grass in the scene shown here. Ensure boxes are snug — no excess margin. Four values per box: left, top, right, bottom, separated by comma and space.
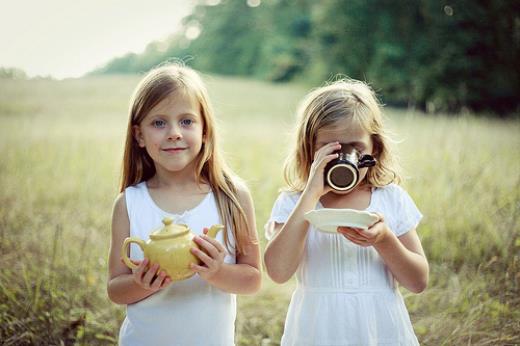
0, 75, 518, 345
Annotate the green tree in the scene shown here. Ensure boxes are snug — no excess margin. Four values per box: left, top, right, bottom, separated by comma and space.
94, 0, 520, 114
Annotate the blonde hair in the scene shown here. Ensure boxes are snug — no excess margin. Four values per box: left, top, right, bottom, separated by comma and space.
284, 78, 401, 191
120, 63, 250, 255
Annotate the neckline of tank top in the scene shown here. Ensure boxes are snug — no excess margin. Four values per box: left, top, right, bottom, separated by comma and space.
141, 182, 213, 220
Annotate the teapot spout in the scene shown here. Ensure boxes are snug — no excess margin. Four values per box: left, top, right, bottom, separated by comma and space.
206, 224, 224, 238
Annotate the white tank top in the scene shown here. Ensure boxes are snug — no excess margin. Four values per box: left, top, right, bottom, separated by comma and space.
119, 182, 237, 346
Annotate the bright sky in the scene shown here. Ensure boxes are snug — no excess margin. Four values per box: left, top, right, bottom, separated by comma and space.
0, 0, 193, 79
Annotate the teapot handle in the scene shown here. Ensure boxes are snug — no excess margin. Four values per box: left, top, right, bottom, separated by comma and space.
121, 237, 146, 270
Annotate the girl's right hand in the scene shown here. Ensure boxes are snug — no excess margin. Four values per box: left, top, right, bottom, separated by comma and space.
131, 258, 172, 291
303, 141, 341, 200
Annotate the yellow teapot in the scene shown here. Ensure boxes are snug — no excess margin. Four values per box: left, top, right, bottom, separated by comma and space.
121, 217, 224, 281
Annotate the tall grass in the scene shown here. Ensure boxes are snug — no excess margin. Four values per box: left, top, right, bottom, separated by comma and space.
0, 75, 518, 345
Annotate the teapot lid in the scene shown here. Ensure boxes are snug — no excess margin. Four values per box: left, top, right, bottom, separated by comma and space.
150, 217, 189, 240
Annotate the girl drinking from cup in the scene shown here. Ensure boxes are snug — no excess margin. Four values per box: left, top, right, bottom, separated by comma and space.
264, 79, 428, 345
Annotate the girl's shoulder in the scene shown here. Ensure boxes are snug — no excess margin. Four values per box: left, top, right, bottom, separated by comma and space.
232, 178, 254, 210
269, 190, 302, 217
122, 181, 153, 216
276, 190, 302, 204
372, 183, 417, 215
373, 183, 422, 235
123, 181, 147, 194
232, 177, 251, 196
123, 181, 151, 202
112, 191, 127, 217
374, 183, 409, 202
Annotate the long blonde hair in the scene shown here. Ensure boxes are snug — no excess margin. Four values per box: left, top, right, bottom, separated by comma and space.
120, 63, 250, 255
284, 78, 401, 191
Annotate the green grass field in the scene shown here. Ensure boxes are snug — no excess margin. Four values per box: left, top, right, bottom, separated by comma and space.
0, 75, 519, 345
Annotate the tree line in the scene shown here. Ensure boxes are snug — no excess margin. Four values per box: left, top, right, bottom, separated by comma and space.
93, 0, 520, 115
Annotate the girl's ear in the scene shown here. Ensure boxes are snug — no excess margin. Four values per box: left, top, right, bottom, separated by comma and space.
133, 125, 145, 147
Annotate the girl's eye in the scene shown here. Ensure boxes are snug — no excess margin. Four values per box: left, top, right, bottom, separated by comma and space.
153, 120, 166, 128
180, 119, 193, 126
354, 144, 365, 152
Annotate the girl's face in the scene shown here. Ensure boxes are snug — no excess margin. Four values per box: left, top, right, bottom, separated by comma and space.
133, 91, 204, 176
314, 116, 374, 192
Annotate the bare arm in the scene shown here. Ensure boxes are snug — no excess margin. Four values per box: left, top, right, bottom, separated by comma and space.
264, 142, 341, 283
374, 228, 429, 293
190, 184, 262, 294
107, 194, 171, 305
263, 193, 317, 283
338, 219, 429, 293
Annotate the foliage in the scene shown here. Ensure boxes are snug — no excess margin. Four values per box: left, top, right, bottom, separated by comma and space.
0, 67, 27, 80
92, 0, 519, 115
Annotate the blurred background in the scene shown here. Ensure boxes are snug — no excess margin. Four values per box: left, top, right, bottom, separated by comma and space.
94, 0, 520, 115
1, 0, 519, 345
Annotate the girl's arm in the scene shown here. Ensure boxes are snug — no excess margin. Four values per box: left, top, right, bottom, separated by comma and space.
373, 227, 428, 293
263, 193, 318, 283
338, 218, 429, 293
107, 194, 171, 305
264, 142, 341, 283
190, 184, 262, 294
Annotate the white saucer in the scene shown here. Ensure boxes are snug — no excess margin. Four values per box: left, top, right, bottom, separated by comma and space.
304, 208, 379, 233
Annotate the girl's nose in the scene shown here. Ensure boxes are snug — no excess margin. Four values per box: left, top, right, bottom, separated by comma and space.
168, 126, 182, 140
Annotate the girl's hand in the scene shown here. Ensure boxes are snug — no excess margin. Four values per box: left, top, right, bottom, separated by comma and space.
131, 258, 172, 291
303, 141, 342, 200
337, 213, 390, 247
190, 228, 227, 280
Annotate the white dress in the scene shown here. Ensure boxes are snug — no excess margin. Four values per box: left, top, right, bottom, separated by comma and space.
266, 184, 422, 346
119, 182, 237, 346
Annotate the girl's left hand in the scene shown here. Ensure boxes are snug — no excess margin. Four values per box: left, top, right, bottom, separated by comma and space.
337, 213, 390, 247
190, 228, 227, 280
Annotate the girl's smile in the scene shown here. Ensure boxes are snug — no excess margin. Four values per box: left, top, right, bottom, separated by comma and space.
133, 90, 204, 175
162, 147, 188, 153
134, 90, 203, 176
